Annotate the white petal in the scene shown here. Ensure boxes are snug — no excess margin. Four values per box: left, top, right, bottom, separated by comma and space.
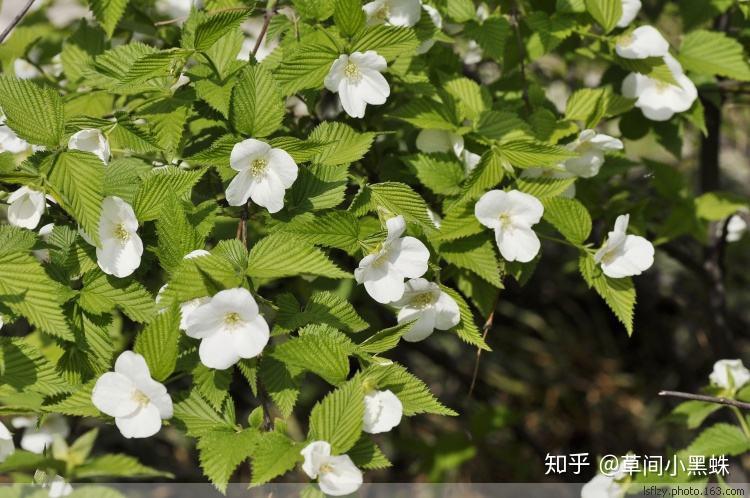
179, 297, 210, 331
474, 190, 508, 230
358, 68, 390, 106
48, 476, 73, 498
350, 50, 387, 72
392, 277, 435, 308
225, 170, 254, 206
199, 330, 242, 369
0, 425, 14, 462
318, 455, 363, 496
710, 359, 750, 390
229, 139, 271, 171
615, 26, 669, 59
385, 0, 421, 27
601, 234, 654, 278
96, 236, 143, 278
363, 389, 403, 433
249, 173, 286, 213
7, 187, 45, 229
267, 148, 299, 188
385, 215, 406, 241
324, 55, 348, 92
232, 315, 270, 360
115, 403, 163, 439
399, 307, 438, 342
495, 225, 541, 263
91, 372, 139, 417
301, 440, 332, 479
434, 291, 461, 330
617, 0, 642, 27
338, 80, 367, 118
139, 381, 173, 419
415, 129, 464, 157
506, 190, 544, 226
68, 129, 110, 164
210, 287, 259, 318
115, 351, 153, 384
389, 236, 430, 278
362, 262, 406, 303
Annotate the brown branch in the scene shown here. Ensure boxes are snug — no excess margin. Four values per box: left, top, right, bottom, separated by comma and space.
251, 3, 276, 58
659, 390, 750, 411
468, 293, 500, 398
0, 0, 36, 43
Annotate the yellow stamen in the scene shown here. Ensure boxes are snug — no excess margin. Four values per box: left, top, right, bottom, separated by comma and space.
250, 158, 268, 176
410, 292, 434, 309
344, 61, 362, 83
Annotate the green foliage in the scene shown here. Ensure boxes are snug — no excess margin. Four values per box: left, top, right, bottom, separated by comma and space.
309, 376, 365, 453
88, 0, 130, 37
579, 253, 636, 335
0, 76, 64, 148
585, 0, 622, 33
679, 30, 750, 81
231, 65, 285, 137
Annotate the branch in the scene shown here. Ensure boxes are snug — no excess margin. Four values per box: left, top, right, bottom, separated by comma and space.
659, 390, 750, 411
468, 293, 500, 398
251, 1, 277, 58
0, 0, 36, 44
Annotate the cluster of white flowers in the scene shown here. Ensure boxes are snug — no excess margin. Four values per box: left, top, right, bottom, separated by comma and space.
710, 359, 750, 390
615, 26, 697, 121
5, 186, 47, 229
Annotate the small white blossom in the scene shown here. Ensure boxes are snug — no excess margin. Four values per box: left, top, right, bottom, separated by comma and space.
68, 129, 110, 164
581, 473, 626, 498
226, 139, 298, 213
0, 123, 30, 153
354, 215, 430, 304
363, 0, 421, 27
617, 0, 642, 27
363, 389, 403, 433
455, 39, 483, 64
97, 196, 143, 278
415, 129, 464, 158
615, 25, 669, 59
475, 190, 544, 263
301, 441, 363, 496
47, 476, 73, 498
725, 214, 747, 243
91, 351, 173, 439
563, 130, 624, 178
622, 55, 697, 121
594, 214, 654, 278
14, 59, 41, 80
6, 186, 46, 229
416, 4, 443, 54
392, 278, 460, 342
11, 415, 69, 454
32, 223, 55, 262
324, 51, 390, 119
184, 288, 270, 370
462, 150, 481, 173
709, 359, 750, 390
0, 421, 14, 463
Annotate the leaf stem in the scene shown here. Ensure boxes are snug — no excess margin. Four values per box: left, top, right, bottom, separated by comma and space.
658, 390, 750, 410
731, 406, 750, 439
468, 292, 500, 399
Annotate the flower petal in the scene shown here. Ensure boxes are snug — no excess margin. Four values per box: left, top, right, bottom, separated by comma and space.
318, 455, 363, 496
225, 169, 254, 206
115, 403, 163, 439
233, 315, 270, 360
495, 225, 541, 263
91, 372, 139, 418
229, 139, 271, 171
199, 330, 242, 369
434, 291, 461, 330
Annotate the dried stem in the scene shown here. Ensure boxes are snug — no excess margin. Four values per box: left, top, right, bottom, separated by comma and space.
0, 0, 36, 44
468, 293, 500, 398
658, 390, 750, 411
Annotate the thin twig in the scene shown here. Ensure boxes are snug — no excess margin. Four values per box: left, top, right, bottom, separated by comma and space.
510, 8, 532, 114
468, 293, 500, 398
0, 0, 36, 44
154, 6, 252, 26
658, 390, 750, 411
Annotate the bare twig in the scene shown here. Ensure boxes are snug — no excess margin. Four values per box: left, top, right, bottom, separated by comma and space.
468, 293, 500, 398
251, 2, 277, 58
0, 0, 36, 44
659, 390, 750, 411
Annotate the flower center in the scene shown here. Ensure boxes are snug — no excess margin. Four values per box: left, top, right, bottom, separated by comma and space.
498, 212, 513, 230
224, 311, 243, 328
250, 158, 268, 176
320, 463, 334, 474
132, 389, 150, 407
618, 33, 633, 47
374, 3, 390, 21
600, 248, 617, 264
410, 292, 434, 309
344, 61, 362, 83
654, 80, 673, 93
113, 223, 130, 243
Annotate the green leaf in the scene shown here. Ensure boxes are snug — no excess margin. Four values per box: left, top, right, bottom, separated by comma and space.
88, 0, 130, 37
363, 362, 457, 416
0, 252, 73, 341
161, 251, 243, 303
348, 435, 392, 469
542, 197, 592, 245
273, 211, 360, 252
274, 291, 369, 334
445, 0, 476, 22
195, 8, 252, 51
440, 285, 490, 351
197, 428, 258, 492
334, 0, 366, 37
463, 16, 511, 61
585, 0, 622, 33
615, 56, 680, 86
76, 454, 172, 479
694, 192, 748, 221
247, 234, 349, 280
565, 87, 634, 127
439, 234, 503, 288
288, 163, 349, 211
78, 270, 156, 323
405, 153, 465, 197
156, 193, 203, 274
172, 390, 235, 437
134, 305, 181, 382
391, 97, 458, 130
498, 140, 576, 168
579, 253, 636, 335
250, 432, 302, 485
679, 30, 750, 81
131, 166, 207, 221
515, 176, 577, 199
309, 377, 364, 454
0, 76, 64, 148
457, 150, 505, 204
47, 151, 105, 245
443, 77, 489, 122
308, 121, 377, 166
272, 325, 355, 384
686, 423, 750, 456
231, 64, 285, 138
43, 381, 99, 416
1, 338, 71, 396
356, 321, 413, 355
273, 43, 340, 95
350, 182, 434, 229
351, 25, 419, 61
103, 157, 151, 202
670, 401, 722, 430
259, 357, 301, 417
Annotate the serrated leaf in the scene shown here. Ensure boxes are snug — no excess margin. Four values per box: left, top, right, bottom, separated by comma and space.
88, 0, 130, 37
350, 182, 434, 229
250, 431, 302, 485
197, 428, 258, 492
156, 192, 203, 274
405, 153, 465, 197
585, 0, 622, 33
348, 435, 392, 469
363, 362, 456, 416
308, 121, 376, 166
440, 234, 503, 288
134, 305, 180, 382
679, 30, 750, 81
686, 423, 750, 456
272, 325, 355, 384
273, 211, 360, 251
463, 16, 511, 60
1, 338, 71, 396
391, 97, 458, 130
542, 197, 592, 244
0, 76, 64, 148
274, 291, 369, 334
309, 377, 364, 454
351, 25, 419, 60
76, 453, 172, 479
498, 140, 576, 168
440, 285, 490, 350
356, 321, 412, 354
78, 270, 156, 323
273, 43, 339, 96
195, 8, 253, 51
288, 163, 349, 211
579, 253, 635, 335
43, 381, 99, 416
259, 356, 301, 417
131, 166, 206, 221
247, 234, 349, 280
231, 64, 285, 138
334, 0, 366, 37
457, 149, 505, 204
172, 390, 235, 437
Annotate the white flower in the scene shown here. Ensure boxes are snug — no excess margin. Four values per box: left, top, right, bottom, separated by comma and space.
363, 389, 403, 434
363, 0, 421, 27
415, 129, 464, 158
462, 150, 481, 173
33, 223, 55, 262
563, 130, 624, 178
622, 55, 698, 121
709, 359, 750, 390
184, 288, 270, 370
581, 473, 625, 498
392, 278, 460, 342
47, 476, 73, 498
324, 51, 390, 119
11, 415, 69, 454
725, 214, 747, 243
179, 297, 210, 331
354, 215, 430, 304
615, 26, 669, 59
0, 123, 30, 153
594, 214, 654, 278
617, 0, 642, 27
91, 351, 173, 439
226, 139, 298, 213
416, 4, 443, 54
300, 441, 363, 496
68, 129, 110, 164
455, 39, 483, 64
6, 186, 46, 229
0, 421, 14, 463
97, 196, 143, 278
475, 190, 544, 263
14, 59, 41, 80
170, 73, 190, 92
